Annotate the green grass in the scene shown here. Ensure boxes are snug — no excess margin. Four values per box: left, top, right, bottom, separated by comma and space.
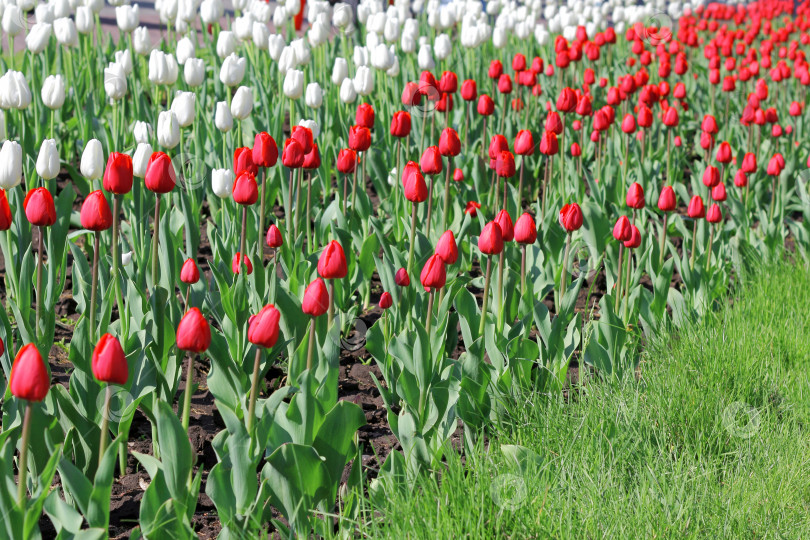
349, 262, 810, 538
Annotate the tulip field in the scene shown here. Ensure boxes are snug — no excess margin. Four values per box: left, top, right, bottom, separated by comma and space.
2, 0, 810, 536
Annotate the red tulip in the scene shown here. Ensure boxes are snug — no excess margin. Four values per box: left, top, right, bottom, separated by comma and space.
248, 304, 281, 348
495, 151, 516, 178
702, 165, 721, 188
558, 203, 583, 232
637, 105, 653, 128
488, 60, 503, 79
144, 152, 176, 193
453, 169, 463, 182
626, 182, 645, 209
658, 186, 677, 212
180, 258, 199, 284
465, 200, 481, 217
420, 254, 446, 290
478, 221, 504, 255
539, 131, 559, 155
556, 87, 577, 112
706, 203, 722, 223
663, 107, 679, 127
715, 141, 732, 164
402, 82, 421, 106
435, 230, 458, 264
461, 80, 477, 101
514, 130, 534, 156
477, 94, 495, 116
766, 155, 782, 176
252, 132, 278, 168
176, 308, 211, 353
390, 111, 412, 138
92, 334, 128, 385
337, 148, 357, 174
488, 134, 509, 160
545, 111, 563, 134
282, 138, 305, 168
379, 292, 393, 309
438, 71, 458, 94
514, 213, 537, 244
348, 125, 371, 152
395, 267, 410, 286
355, 103, 375, 129
80, 190, 112, 231
103, 152, 134, 195
734, 170, 748, 188
420, 146, 443, 175
234, 147, 258, 176
439, 128, 461, 157
701, 115, 718, 134
232, 171, 259, 205
266, 224, 283, 248
9, 344, 49, 402
402, 161, 428, 202
24, 188, 56, 227
0, 190, 11, 231
495, 210, 514, 242
302, 144, 321, 170
302, 278, 329, 317
318, 240, 347, 279
570, 143, 582, 157
291, 125, 314, 155
711, 182, 727, 202
623, 225, 641, 249
232, 253, 253, 274
613, 216, 632, 242
497, 74, 512, 94
687, 195, 705, 219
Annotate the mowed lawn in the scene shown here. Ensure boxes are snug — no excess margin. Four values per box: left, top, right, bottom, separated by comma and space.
348, 261, 810, 538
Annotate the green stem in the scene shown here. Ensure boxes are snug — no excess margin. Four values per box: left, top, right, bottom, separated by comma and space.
306, 318, 316, 371
89, 232, 100, 343
658, 213, 668, 267
16, 403, 32, 508
407, 202, 417, 277
441, 158, 452, 233
705, 224, 714, 272
426, 289, 435, 334
181, 354, 195, 431
258, 168, 267, 264
98, 385, 112, 468
35, 227, 44, 339
689, 220, 698, 271
247, 348, 262, 433
327, 279, 335, 328
559, 233, 572, 309
615, 244, 624, 313
477, 256, 493, 337
496, 250, 505, 332
152, 195, 161, 289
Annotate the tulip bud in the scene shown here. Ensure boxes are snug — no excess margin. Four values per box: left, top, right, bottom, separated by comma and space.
395, 267, 410, 287
420, 146, 442, 175
318, 240, 348, 279
283, 69, 305, 99
54, 17, 78, 47
626, 182, 645, 209
687, 195, 705, 219
217, 31, 237, 58
706, 203, 722, 223
379, 292, 393, 310
230, 86, 254, 120
211, 169, 234, 198
305, 82, 323, 108
514, 213, 537, 244
133, 26, 151, 55
613, 215, 632, 242
26, 23, 52, 54
24, 187, 56, 227
657, 186, 676, 212
232, 171, 258, 205
9, 343, 50, 402
478, 221, 504, 255
558, 203, 583, 232
435, 230, 458, 264
41, 74, 66, 110
266, 224, 283, 248
420, 254, 446, 290
80, 190, 112, 231
494, 210, 514, 242
248, 304, 281, 348
157, 111, 180, 149
215, 101, 233, 132
92, 334, 128, 385
220, 53, 246, 86
36, 139, 60, 180
181, 258, 200, 284
169, 92, 195, 128
176, 308, 211, 352
332, 57, 349, 86
184, 58, 205, 87
623, 225, 641, 249
145, 151, 176, 193
302, 278, 329, 317
337, 149, 356, 174
348, 125, 371, 153
339, 78, 357, 103
0, 190, 11, 231
702, 165, 720, 188
132, 143, 152, 179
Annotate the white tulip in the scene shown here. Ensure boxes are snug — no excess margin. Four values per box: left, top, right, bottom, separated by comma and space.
36, 139, 60, 180
417, 43, 435, 69
353, 65, 374, 96
214, 101, 233, 132
283, 69, 304, 99
333, 3, 352, 28
104, 62, 128, 100
384, 16, 400, 42
85, 0, 105, 15
285, 0, 301, 16
133, 143, 152, 177
134, 121, 151, 144
35, 4, 54, 24
211, 168, 234, 198
277, 46, 297, 74
492, 26, 506, 48
115, 4, 139, 33
133, 27, 151, 55
233, 13, 253, 42
370, 43, 394, 70
216, 31, 237, 58
121, 251, 133, 266
0, 141, 22, 189
250, 0, 272, 23
184, 58, 205, 87
332, 57, 348, 86
200, 0, 223, 24
298, 118, 320, 139
366, 31, 380, 50
114, 49, 133, 75
305, 83, 323, 108
0, 71, 32, 110
157, 110, 180, 149
272, 5, 287, 28
386, 55, 400, 77
367, 12, 385, 34
434, 33, 451, 60
26, 23, 52, 54
268, 34, 285, 61
353, 45, 369, 67
80, 139, 103, 180
291, 38, 311, 65
339, 78, 356, 103
54, 17, 78, 47
171, 91, 196, 128
308, 19, 328, 48
149, 50, 178, 85
51, 0, 71, 18
2, 6, 24, 37
41, 74, 66, 110
400, 32, 416, 53
230, 86, 253, 120
176, 36, 196, 65
220, 53, 246, 86
252, 22, 269, 49
177, 0, 197, 23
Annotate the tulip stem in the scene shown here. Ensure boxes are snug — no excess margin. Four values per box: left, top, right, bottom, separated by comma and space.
350, 155, 359, 211
496, 250, 505, 333
517, 158, 525, 215
441, 159, 452, 233
306, 173, 313, 251
152, 195, 161, 289
181, 354, 194, 431
426, 289, 435, 334
98, 384, 112, 468
769, 175, 778, 222
239, 206, 247, 273
666, 129, 672, 185
407, 202, 417, 278
247, 348, 262, 433
35, 227, 44, 339
17, 403, 32, 508
520, 245, 527, 297
623, 248, 633, 322
184, 284, 191, 311
327, 279, 335, 328
306, 318, 316, 371
89, 232, 100, 343
481, 118, 487, 160
111, 195, 126, 337
287, 168, 294, 246
705, 225, 715, 272
478, 256, 493, 337
689, 220, 698, 271
258, 168, 267, 265
658, 213, 668, 267
559, 232, 572, 310
294, 168, 303, 240
615, 244, 624, 313
342, 173, 348, 215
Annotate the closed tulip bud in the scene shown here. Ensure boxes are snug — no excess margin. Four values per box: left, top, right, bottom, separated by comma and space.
145, 151, 176, 193
539, 131, 559, 156
477, 94, 495, 116
36, 139, 60, 180
232, 171, 258, 205
702, 165, 720, 188
438, 128, 460, 157
215, 101, 233, 132
0, 140, 22, 189
305, 82, 323, 109
0, 190, 11, 231
332, 57, 349, 86
24, 187, 56, 226
91, 334, 128, 385
283, 69, 304, 99
657, 186, 676, 212
734, 170, 748, 188
184, 58, 205, 87
420, 254, 446, 290
303, 144, 320, 170
701, 134, 715, 152
378, 292, 393, 310
461, 80, 477, 101
348, 125, 371, 153
9, 344, 50, 402
355, 103, 375, 129
0, 71, 32, 110
556, 87, 577, 112
248, 304, 281, 348
420, 146, 442, 175
133, 26, 151, 55
767, 155, 782, 176
103, 62, 128, 100
613, 215, 632, 242
514, 130, 534, 156
302, 278, 329, 317
687, 195, 705, 219
54, 17, 78, 47
390, 111, 411, 138
168, 92, 195, 128
232, 252, 253, 274
663, 107, 679, 127
706, 203, 722, 223
318, 240, 347, 279
621, 113, 636, 134
219, 53, 246, 87
339, 78, 357, 104
402, 161, 427, 203
26, 23, 52, 54
176, 308, 211, 352
253, 133, 278, 168
337, 149, 356, 174
148, 50, 178, 85
495, 210, 514, 242
132, 143, 152, 179
217, 31, 237, 59
157, 111, 180, 149
495, 151, 516, 178
80, 139, 104, 181
497, 74, 512, 94
234, 147, 257, 176
558, 203, 583, 232
711, 182, 727, 202
115, 4, 139, 33
435, 230, 458, 264
230, 86, 254, 120
626, 182, 645, 209
623, 225, 641, 249
395, 267, 410, 287
266, 224, 283, 248
637, 105, 653, 128
80, 190, 112, 231
211, 168, 234, 199
41, 74, 65, 110
180, 258, 199, 284
715, 141, 732, 163
478, 221, 504, 255
282, 138, 305, 168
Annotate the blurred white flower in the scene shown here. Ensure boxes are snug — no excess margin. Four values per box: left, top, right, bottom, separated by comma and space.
230, 86, 253, 120
157, 110, 180, 148
41, 74, 66, 110
36, 139, 60, 180
80, 139, 103, 180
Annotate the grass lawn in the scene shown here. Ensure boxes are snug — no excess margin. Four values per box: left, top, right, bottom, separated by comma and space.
349, 261, 810, 538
